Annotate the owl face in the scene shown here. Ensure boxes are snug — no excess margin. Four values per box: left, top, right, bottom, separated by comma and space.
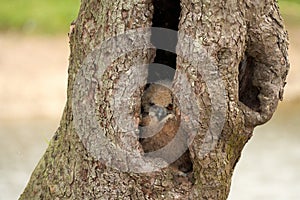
140, 83, 174, 124
139, 83, 192, 173
148, 104, 168, 121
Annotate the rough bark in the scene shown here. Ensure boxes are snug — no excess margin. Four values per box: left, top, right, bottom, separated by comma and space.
20, 0, 289, 199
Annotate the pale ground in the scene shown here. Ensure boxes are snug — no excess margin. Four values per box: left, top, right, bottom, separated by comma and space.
0, 26, 299, 199
0, 34, 69, 120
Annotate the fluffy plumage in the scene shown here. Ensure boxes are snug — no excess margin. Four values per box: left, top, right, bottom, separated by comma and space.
139, 83, 192, 173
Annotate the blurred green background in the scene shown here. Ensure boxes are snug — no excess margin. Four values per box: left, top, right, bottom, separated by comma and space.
0, 0, 80, 34
0, 0, 299, 34
280, 0, 300, 26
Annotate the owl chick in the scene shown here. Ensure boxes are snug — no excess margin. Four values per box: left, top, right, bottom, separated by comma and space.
139, 83, 192, 173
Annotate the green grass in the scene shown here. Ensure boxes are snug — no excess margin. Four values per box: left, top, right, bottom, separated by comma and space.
0, 0, 299, 35
0, 0, 80, 34
280, 0, 300, 4
279, 0, 300, 27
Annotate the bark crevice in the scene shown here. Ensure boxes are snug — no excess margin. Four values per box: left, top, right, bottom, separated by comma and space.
150, 0, 181, 72
238, 55, 261, 112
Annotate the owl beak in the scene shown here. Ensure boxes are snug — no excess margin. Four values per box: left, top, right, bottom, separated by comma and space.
149, 105, 168, 121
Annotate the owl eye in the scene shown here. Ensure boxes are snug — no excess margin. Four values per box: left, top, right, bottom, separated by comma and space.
167, 103, 173, 110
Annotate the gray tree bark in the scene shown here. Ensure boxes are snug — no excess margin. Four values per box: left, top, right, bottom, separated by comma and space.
20, 0, 289, 199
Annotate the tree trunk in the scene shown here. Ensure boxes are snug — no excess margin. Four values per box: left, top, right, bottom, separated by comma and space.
20, 0, 289, 199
